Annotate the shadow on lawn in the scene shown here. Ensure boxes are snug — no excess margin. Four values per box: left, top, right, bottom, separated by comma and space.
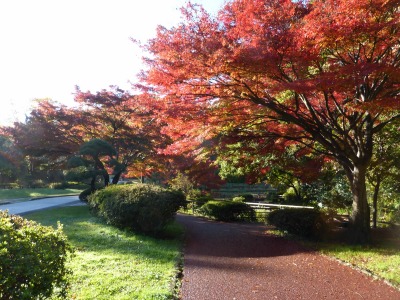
25, 205, 182, 265
321, 224, 400, 252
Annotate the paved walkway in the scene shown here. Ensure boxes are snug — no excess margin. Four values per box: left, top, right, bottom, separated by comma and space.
177, 214, 400, 300
0, 195, 81, 215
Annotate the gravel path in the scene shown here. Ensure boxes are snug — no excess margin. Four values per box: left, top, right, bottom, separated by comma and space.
177, 214, 400, 300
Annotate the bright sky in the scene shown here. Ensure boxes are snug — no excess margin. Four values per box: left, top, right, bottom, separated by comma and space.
0, 0, 225, 125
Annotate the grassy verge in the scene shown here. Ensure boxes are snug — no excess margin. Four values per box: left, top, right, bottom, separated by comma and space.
26, 206, 184, 299
316, 227, 400, 288
319, 242, 400, 287
0, 188, 82, 203
267, 227, 400, 289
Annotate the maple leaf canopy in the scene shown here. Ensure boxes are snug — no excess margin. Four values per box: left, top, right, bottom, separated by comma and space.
140, 0, 400, 243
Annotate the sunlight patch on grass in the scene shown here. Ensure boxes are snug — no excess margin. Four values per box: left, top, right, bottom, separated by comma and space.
320, 245, 400, 287
26, 206, 183, 299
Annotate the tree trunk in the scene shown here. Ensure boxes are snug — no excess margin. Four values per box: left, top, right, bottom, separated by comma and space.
112, 171, 122, 184
90, 176, 96, 192
103, 172, 109, 187
372, 177, 381, 229
93, 157, 109, 187
290, 183, 302, 203
346, 165, 371, 244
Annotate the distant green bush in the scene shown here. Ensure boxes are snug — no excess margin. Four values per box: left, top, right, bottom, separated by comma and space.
232, 196, 245, 202
238, 194, 254, 202
186, 194, 213, 211
50, 181, 70, 189
50, 181, 87, 190
29, 179, 46, 188
7, 182, 20, 189
199, 200, 256, 222
88, 184, 186, 234
267, 208, 329, 240
0, 211, 72, 299
232, 194, 255, 202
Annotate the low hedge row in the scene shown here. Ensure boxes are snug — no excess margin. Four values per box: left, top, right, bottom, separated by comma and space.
267, 208, 329, 240
199, 200, 256, 222
88, 184, 186, 235
0, 211, 72, 299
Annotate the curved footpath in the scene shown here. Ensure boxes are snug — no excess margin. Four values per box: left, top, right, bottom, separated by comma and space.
177, 214, 400, 300
0, 195, 81, 215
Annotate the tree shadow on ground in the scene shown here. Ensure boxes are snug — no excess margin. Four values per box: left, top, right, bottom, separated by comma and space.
26, 206, 182, 265
176, 214, 314, 258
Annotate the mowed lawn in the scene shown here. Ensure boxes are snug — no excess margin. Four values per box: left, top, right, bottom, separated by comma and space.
26, 206, 183, 299
319, 238, 400, 288
268, 227, 400, 289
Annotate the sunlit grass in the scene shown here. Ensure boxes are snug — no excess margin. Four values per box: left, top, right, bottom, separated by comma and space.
0, 188, 82, 202
319, 243, 400, 287
26, 206, 183, 299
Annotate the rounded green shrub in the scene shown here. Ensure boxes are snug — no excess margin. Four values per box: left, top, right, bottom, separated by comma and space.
49, 182, 66, 189
51, 181, 88, 190
187, 194, 213, 211
79, 186, 104, 202
88, 184, 186, 234
0, 211, 73, 299
238, 194, 254, 202
267, 208, 329, 240
232, 196, 245, 202
232, 194, 255, 202
199, 200, 256, 222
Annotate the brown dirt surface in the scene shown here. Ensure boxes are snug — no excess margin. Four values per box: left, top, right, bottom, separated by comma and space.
177, 214, 400, 300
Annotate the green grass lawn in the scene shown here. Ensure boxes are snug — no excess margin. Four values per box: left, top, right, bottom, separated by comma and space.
0, 188, 82, 203
26, 206, 183, 299
317, 231, 400, 288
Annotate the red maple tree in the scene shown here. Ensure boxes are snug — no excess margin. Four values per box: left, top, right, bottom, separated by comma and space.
74, 86, 169, 182
4, 88, 170, 185
4, 100, 84, 181
140, 0, 400, 243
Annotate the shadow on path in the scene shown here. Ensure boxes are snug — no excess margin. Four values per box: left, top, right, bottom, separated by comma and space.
177, 214, 309, 259
177, 214, 400, 300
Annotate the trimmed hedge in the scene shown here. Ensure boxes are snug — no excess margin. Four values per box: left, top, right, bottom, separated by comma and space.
88, 184, 186, 234
232, 196, 245, 202
232, 194, 254, 202
0, 211, 72, 299
267, 208, 329, 240
238, 194, 254, 202
187, 194, 213, 212
199, 200, 256, 222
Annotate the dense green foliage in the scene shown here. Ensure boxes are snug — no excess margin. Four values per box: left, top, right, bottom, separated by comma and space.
232, 196, 246, 202
232, 194, 254, 202
167, 172, 218, 212
199, 200, 256, 222
0, 211, 72, 299
239, 194, 254, 202
267, 208, 330, 240
88, 184, 186, 234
